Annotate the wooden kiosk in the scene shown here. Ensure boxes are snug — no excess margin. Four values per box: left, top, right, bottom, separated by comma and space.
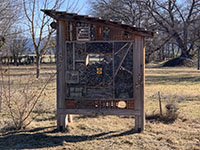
42, 10, 153, 132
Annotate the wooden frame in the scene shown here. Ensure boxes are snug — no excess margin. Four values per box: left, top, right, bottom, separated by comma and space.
56, 34, 145, 132
42, 10, 152, 133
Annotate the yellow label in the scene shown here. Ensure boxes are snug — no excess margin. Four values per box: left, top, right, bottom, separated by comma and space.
96, 68, 102, 74
97, 68, 102, 71
97, 71, 102, 74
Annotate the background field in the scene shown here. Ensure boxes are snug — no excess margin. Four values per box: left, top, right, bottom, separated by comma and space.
0, 64, 200, 150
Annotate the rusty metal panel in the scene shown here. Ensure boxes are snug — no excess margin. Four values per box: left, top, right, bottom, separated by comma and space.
65, 99, 134, 110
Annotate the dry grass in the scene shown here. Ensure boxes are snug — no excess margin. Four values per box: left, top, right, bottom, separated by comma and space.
0, 64, 200, 150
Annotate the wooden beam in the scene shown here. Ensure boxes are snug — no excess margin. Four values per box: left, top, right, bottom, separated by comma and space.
114, 43, 128, 55
112, 42, 115, 99
75, 60, 85, 63
133, 36, 145, 132
58, 108, 140, 116
57, 21, 67, 130
65, 98, 134, 101
198, 48, 200, 70
140, 37, 145, 131
133, 37, 140, 132
69, 22, 73, 41
42, 9, 154, 37
73, 42, 75, 70
121, 66, 133, 75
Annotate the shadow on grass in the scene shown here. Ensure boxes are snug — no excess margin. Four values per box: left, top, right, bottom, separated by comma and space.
0, 126, 138, 149
75, 114, 100, 119
35, 115, 56, 122
146, 75, 200, 85
1, 126, 55, 136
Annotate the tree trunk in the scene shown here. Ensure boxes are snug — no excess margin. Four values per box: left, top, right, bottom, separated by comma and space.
172, 31, 191, 58
172, 43, 175, 58
14, 56, 18, 66
180, 49, 190, 58
36, 55, 40, 78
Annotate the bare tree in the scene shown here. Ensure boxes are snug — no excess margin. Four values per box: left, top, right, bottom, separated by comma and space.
0, 36, 5, 49
9, 30, 28, 65
23, 0, 65, 78
90, 0, 200, 64
90, 0, 166, 63
90, 0, 147, 27
145, 0, 200, 59
66, 0, 84, 13
0, 0, 21, 50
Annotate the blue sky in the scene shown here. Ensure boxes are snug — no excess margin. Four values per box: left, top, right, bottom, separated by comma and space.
60, 0, 90, 15
21, 0, 91, 40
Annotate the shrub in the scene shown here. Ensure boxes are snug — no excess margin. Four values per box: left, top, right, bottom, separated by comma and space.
0, 66, 55, 130
146, 102, 179, 124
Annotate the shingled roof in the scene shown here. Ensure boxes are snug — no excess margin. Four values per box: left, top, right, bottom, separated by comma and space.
41, 9, 154, 38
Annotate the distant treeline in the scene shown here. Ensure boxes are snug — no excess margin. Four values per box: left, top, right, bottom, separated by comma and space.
0, 55, 56, 65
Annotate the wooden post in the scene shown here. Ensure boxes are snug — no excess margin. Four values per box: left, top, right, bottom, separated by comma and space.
140, 36, 145, 131
0, 80, 1, 113
112, 42, 115, 99
57, 21, 67, 130
133, 36, 145, 132
73, 42, 75, 70
69, 22, 73, 41
0, 89, 1, 113
133, 38, 139, 131
158, 91, 162, 116
198, 48, 200, 70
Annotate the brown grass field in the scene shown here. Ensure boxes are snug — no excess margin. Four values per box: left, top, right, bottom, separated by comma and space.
0, 64, 200, 150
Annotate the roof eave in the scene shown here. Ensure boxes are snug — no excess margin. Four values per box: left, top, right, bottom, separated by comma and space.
41, 9, 154, 38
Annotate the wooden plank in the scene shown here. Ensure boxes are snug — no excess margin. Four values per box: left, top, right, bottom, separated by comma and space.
65, 21, 69, 41
120, 66, 133, 75
85, 40, 135, 43
57, 21, 66, 109
73, 42, 75, 70
140, 37, 145, 131
110, 28, 123, 40
114, 43, 128, 55
75, 60, 85, 63
72, 22, 77, 41
133, 36, 140, 131
69, 22, 73, 41
42, 10, 153, 37
65, 99, 134, 109
198, 49, 200, 70
58, 108, 140, 116
96, 25, 104, 40
65, 98, 134, 101
0, 91, 1, 113
0, 67, 2, 113
86, 86, 113, 89
133, 36, 145, 132
57, 21, 67, 130
112, 42, 115, 99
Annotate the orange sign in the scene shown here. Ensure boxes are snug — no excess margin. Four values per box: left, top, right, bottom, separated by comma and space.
96, 68, 102, 74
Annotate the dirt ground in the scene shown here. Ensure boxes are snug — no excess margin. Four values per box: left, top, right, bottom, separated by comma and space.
0, 64, 200, 150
